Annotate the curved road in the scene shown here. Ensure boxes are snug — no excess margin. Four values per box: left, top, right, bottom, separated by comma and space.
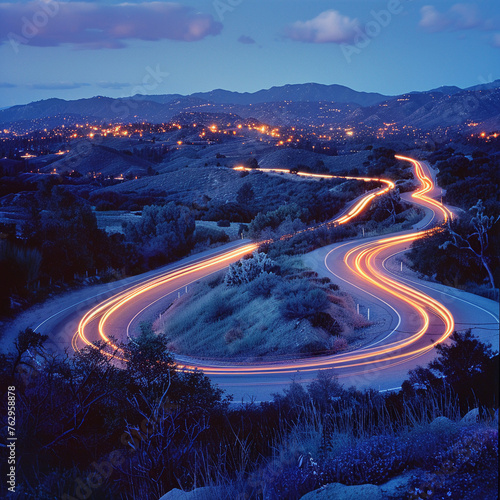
34, 157, 499, 402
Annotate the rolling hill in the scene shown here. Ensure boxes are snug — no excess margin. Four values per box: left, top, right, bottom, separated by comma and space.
1, 81, 499, 132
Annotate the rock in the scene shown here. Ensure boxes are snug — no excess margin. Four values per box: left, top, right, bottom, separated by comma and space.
430, 416, 455, 431
159, 486, 222, 500
300, 474, 414, 500
461, 408, 480, 425
379, 473, 413, 498
300, 483, 383, 500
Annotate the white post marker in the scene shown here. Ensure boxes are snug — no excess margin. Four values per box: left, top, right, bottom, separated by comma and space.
401, 261, 403, 272
357, 303, 359, 314
178, 291, 180, 299
368, 308, 370, 321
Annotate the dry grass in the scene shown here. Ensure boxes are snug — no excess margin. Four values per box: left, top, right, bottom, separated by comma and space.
160, 266, 368, 360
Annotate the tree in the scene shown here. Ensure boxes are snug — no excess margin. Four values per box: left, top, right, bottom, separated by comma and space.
125, 203, 195, 265
443, 200, 499, 288
0, 242, 42, 313
5, 328, 48, 380
123, 323, 175, 396
430, 330, 495, 387
236, 182, 255, 206
307, 369, 344, 410
406, 330, 498, 411
377, 188, 401, 224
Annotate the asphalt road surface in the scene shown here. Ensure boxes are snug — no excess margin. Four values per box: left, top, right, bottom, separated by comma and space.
28, 157, 499, 402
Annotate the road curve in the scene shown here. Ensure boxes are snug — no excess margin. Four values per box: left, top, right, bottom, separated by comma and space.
47, 157, 500, 401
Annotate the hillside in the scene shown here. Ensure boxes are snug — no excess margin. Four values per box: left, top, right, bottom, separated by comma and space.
46, 143, 154, 177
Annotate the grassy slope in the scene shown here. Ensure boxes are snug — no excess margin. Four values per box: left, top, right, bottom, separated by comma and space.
156, 260, 369, 361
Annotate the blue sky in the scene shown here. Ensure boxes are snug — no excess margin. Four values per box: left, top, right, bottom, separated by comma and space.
0, 0, 499, 107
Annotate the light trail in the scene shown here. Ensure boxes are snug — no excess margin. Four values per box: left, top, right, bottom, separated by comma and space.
72, 156, 456, 381
234, 165, 395, 226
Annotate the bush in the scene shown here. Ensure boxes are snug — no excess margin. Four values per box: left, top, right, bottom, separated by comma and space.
408, 330, 498, 411
280, 281, 328, 320
124, 203, 195, 265
194, 226, 230, 245
205, 292, 234, 322
323, 435, 408, 485
224, 252, 276, 286
308, 311, 341, 336
94, 200, 115, 211
247, 272, 281, 298
225, 326, 244, 344
217, 219, 231, 227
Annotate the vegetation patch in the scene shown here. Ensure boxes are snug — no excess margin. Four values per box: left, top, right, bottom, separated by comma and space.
160, 253, 369, 360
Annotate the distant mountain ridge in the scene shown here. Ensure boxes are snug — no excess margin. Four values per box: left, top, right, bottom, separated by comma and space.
127, 83, 389, 107
1, 80, 499, 131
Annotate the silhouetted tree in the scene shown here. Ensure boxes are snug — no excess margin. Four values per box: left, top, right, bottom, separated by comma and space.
444, 200, 499, 289
236, 182, 255, 206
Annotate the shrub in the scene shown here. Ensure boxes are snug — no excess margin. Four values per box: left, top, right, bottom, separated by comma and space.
217, 219, 231, 227
267, 467, 319, 500
247, 272, 281, 298
225, 326, 244, 344
205, 292, 234, 322
323, 434, 408, 485
194, 226, 230, 245
280, 281, 328, 320
94, 200, 115, 211
307, 370, 344, 409
308, 312, 341, 336
224, 252, 276, 286
331, 337, 348, 353
124, 203, 195, 265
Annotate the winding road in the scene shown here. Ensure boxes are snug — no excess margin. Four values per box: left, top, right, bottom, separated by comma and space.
32, 156, 499, 402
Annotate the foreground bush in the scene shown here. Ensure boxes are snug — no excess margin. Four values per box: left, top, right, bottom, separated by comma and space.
1, 327, 497, 499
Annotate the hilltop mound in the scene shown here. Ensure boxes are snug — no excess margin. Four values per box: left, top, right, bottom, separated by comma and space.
45, 142, 154, 177
258, 149, 371, 173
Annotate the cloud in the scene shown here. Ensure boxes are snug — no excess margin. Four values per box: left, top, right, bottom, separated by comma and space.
419, 6, 451, 32
0, 82, 16, 88
238, 35, 256, 45
491, 33, 500, 47
419, 4, 491, 33
284, 10, 359, 44
0, 1, 222, 49
96, 82, 131, 90
30, 82, 91, 90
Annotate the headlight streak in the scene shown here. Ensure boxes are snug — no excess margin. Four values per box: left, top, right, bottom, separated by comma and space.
73, 156, 456, 380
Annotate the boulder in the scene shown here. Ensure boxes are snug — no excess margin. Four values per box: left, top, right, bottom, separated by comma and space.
299, 474, 414, 500
379, 473, 413, 498
460, 408, 480, 425
300, 483, 383, 500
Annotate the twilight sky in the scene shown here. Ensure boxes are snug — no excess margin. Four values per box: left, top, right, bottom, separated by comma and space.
0, 0, 499, 108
